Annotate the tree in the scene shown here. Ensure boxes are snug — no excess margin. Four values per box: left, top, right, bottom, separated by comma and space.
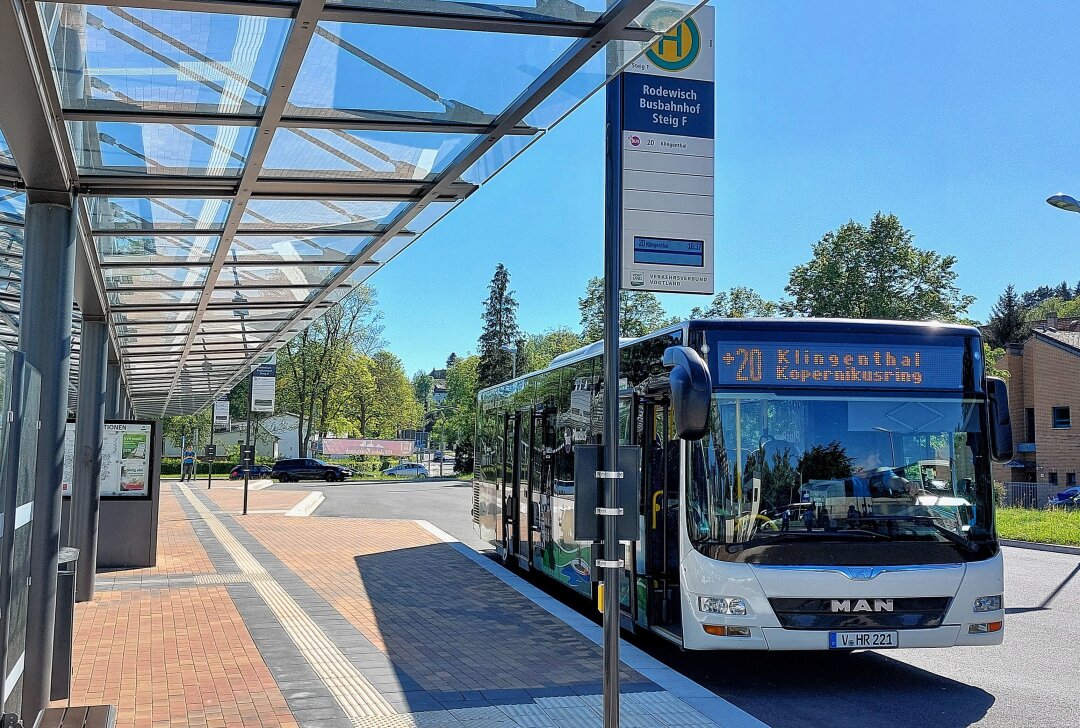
783, 212, 974, 321
412, 370, 434, 409
983, 344, 1009, 379
985, 285, 1029, 347
278, 287, 385, 456
477, 264, 522, 388
690, 286, 779, 318
578, 276, 677, 342
1056, 281, 1072, 300
161, 409, 211, 448
446, 352, 459, 368
367, 352, 422, 438
1025, 296, 1080, 324
520, 327, 583, 373
433, 356, 479, 473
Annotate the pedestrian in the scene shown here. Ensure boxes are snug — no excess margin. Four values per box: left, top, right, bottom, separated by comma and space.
182, 446, 196, 481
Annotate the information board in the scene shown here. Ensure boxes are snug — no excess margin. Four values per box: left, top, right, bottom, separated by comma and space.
62, 421, 153, 497
620, 4, 714, 294
213, 397, 230, 431
250, 361, 276, 412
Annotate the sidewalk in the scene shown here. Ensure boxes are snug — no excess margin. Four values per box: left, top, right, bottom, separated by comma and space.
58, 482, 762, 728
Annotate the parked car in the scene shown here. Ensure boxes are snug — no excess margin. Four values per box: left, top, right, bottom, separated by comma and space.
383, 463, 429, 478
432, 450, 444, 463
1048, 486, 1080, 508
272, 458, 353, 483
228, 465, 273, 480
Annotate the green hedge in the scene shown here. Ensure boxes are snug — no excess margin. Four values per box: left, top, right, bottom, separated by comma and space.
159, 457, 274, 475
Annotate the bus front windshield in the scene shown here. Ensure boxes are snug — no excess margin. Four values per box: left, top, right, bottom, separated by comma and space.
688, 393, 995, 556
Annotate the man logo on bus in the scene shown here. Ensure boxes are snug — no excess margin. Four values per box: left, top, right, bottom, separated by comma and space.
645, 17, 701, 72
830, 599, 894, 613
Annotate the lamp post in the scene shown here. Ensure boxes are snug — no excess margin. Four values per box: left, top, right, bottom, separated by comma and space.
1046, 193, 1080, 214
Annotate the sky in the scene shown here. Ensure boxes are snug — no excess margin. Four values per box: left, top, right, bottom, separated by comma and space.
368, 0, 1080, 377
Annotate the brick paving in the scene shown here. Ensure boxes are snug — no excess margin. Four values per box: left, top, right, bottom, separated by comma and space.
203, 488, 309, 514
56, 482, 739, 727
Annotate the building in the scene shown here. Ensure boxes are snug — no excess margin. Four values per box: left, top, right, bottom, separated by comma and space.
429, 368, 449, 405
998, 328, 1080, 488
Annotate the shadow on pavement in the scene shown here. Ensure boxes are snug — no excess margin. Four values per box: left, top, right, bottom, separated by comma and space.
1006, 561, 1080, 615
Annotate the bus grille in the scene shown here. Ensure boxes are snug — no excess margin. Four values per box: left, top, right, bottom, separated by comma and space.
768, 597, 952, 630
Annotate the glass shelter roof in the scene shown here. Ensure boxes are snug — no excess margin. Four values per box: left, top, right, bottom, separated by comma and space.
0, 0, 704, 416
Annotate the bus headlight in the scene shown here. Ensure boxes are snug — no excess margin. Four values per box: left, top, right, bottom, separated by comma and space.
973, 595, 1002, 612
698, 596, 748, 615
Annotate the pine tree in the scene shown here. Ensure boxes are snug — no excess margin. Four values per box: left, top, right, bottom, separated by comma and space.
477, 264, 522, 388
986, 285, 1029, 347
1056, 281, 1071, 300
446, 352, 459, 368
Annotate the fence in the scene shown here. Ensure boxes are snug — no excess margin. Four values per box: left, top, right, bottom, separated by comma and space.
1004, 482, 1059, 509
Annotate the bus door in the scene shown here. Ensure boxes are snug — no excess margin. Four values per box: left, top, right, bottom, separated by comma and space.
530, 409, 557, 572
515, 408, 531, 565
642, 397, 680, 630
499, 412, 520, 561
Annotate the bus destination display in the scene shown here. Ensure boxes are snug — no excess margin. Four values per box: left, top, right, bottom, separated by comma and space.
633, 237, 704, 267
710, 342, 965, 389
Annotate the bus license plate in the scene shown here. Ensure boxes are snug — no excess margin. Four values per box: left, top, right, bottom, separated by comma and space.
829, 631, 898, 649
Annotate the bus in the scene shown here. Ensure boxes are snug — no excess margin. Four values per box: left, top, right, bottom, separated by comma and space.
473, 319, 1013, 651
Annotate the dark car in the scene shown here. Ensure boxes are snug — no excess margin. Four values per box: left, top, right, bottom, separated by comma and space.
228, 465, 272, 480
1048, 486, 1080, 508
272, 458, 353, 483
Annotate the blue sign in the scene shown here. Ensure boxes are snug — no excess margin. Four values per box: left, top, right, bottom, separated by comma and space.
710, 342, 965, 390
622, 72, 714, 139
633, 237, 704, 267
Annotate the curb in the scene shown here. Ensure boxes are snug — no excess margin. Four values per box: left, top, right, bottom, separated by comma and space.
414, 520, 768, 728
286, 491, 325, 517
1002, 539, 1080, 556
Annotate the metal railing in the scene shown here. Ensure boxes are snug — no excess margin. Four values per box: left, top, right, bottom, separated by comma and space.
1004, 482, 1060, 509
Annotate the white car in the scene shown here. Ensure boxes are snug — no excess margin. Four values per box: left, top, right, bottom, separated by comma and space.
382, 463, 429, 478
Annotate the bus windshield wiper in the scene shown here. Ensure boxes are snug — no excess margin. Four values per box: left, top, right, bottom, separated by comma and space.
864, 515, 980, 553
725, 529, 892, 553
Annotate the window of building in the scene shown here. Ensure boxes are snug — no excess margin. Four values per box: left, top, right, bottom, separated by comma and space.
1048, 472, 1058, 486
1068, 473, 1077, 487
1052, 406, 1071, 429
1025, 408, 1036, 441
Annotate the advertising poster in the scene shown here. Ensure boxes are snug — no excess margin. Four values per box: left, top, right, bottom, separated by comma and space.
250, 362, 276, 413
213, 397, 231, 431
62, 421, 153, 497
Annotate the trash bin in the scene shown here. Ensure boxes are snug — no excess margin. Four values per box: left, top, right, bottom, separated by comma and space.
50, 547, 79, 702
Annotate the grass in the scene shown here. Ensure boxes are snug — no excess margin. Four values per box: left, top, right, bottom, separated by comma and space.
996, 507, 1080, 547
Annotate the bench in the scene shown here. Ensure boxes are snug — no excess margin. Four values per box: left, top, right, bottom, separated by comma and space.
33, 705, 116, 728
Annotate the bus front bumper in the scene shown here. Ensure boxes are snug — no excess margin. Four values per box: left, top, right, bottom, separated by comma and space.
755, 622, 1004, 650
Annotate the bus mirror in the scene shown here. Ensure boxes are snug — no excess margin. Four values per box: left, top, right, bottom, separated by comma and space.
662, 346, 712, 440
986, 376, 1013, 463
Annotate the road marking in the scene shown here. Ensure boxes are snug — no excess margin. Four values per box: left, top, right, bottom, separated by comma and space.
178, 484, 396, 720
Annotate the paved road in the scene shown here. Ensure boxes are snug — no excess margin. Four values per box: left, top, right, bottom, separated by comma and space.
278, 478, 1080, 728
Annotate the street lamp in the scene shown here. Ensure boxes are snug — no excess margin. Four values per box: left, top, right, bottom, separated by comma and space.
1046, 193, 1080, 214
500, 343, 518, 379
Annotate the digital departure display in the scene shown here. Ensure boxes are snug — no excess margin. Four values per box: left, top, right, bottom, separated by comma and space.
710, 342, 965, 389
633, 237, 704, 267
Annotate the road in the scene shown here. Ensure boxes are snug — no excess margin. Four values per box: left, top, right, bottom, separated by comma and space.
278, 477, 1080, 728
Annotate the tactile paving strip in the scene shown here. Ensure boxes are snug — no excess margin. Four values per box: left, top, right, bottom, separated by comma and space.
178, 484, 397, 719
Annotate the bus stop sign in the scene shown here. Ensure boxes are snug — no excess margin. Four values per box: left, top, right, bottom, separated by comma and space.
240, 445, 255, 466
205, 444, 217, 458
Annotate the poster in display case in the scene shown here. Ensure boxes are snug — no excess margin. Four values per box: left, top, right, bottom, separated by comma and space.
61, 420, 155, 498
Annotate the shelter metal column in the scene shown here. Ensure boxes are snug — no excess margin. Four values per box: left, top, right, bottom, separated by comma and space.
118, 387, 129, 419
104, 363, 120, 419
71, 319, 108, 602
19, 197, 77, 719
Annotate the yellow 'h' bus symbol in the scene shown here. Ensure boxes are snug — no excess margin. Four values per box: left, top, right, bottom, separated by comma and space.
645, 17, 700, 72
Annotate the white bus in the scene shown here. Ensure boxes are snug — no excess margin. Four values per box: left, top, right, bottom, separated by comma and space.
473, 319, 1013, 650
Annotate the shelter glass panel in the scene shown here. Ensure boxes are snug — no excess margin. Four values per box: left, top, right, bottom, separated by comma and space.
203, 307, 299, 321
327, 0, 611, 23
288, 23, 574, 119
103, 266, 209, 289
238, 199, 406, 231
226, 234, 373, 263
68, 122, 255, 176
263, 129, 476, 180
116, 324, 192, 336
212, 287, 319, 305
88, 197, 230, 231
97, 234, 219, 264
0, 191, 25, 225
215, 264, 343, 288
113, 309, 196, 323
108, 289, 202, 306
199, 319, 282, 333
39, 4, 290, 115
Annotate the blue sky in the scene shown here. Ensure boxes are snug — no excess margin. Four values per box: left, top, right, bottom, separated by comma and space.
371, 1, 1080, 376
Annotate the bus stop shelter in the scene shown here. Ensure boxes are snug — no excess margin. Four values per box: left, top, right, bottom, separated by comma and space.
0, 0, 703, 722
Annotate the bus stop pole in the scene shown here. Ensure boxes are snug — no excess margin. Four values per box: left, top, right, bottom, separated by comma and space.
243, 368, 254, 516
601, 72, 623, 728
207, 421, 214, 490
